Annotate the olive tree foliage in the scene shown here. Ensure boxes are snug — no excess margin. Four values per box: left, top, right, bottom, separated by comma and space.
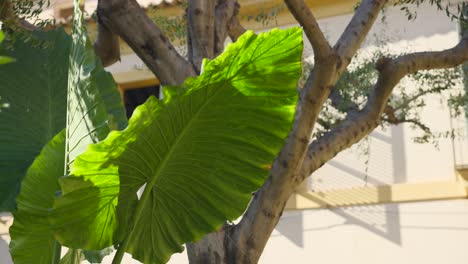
1, 0, 468, 263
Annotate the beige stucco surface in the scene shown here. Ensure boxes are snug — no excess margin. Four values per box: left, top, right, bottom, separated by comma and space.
3, 199, 468, 264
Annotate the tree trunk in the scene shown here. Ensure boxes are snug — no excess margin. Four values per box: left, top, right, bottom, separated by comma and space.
186, 224, 237, 264
89, 0, 468, 263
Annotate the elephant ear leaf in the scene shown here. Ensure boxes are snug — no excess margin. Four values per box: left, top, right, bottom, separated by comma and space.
9, 1, 127, 263
51, 0, 128, 250
64, 0, 127, 164
10, 132, 110, 264
53, 27, 303, 264
9, 130, 66, 264
0, 29, 69, 212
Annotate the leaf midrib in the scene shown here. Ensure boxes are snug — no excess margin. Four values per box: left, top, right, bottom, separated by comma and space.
125, 82, 227, 245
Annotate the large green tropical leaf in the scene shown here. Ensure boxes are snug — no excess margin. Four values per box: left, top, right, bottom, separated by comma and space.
58, 0, 127, 260
64, 0, 127, 165
9, 131, 65, 264
0, 29, 69, 212
51, 0, 128, 248
8, 0, 127, 262
53, 27, 303, 263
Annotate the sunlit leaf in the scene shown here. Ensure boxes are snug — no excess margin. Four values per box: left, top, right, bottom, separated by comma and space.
0, 55, 15, 64
53, 27, 302, 264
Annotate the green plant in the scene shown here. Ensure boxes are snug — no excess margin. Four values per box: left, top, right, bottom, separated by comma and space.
4, 1, 302, 264
0, 29, 69, 212
5, 2, 127, 263
2, 0, 467, 263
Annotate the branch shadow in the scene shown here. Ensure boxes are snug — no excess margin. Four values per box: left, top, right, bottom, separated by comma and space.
275, 125, 406, 247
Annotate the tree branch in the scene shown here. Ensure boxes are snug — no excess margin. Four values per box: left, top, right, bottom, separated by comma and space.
94, 11, 120, 67
334, 0, 387, 72
215, 0, 236, 53
0, 0, 14, 22
97, 0, 196, 85
393, 86, 446, 111
284, 0, 332, 61
230, 1, 384, 258
383, 117, 431, 134
301, 36, 468, 179
232, 44, 340, 264
226, 15, 245, 42
383, 104, 400, 123
0, 0, 38, 31
187, 0, 216, 72
230, 31, 467, 262
229, 2, 393, 261
383, 105, 431, 133
215, 0, 244, 52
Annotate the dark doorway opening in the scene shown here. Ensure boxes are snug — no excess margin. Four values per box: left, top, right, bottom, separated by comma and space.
123, 85, 160, 118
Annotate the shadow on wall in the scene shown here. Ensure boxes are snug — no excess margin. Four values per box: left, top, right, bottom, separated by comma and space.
275, 125, 406, 247
275, 211, 304, 247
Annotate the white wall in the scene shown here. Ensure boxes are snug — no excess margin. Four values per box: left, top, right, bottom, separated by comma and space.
261, 199, 468, 264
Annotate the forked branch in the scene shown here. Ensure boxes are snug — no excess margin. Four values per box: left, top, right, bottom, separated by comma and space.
231, 6, 467, 259
301, 37, 468, 179
226, 15, 246, 42
334, 0, 387, 74
94, 13, 120, 67
0, 0, 38, 31
97, 0, 195, 85
284, 0, 332, 61
230, 1, 393, 261
215, 0, 245, 51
